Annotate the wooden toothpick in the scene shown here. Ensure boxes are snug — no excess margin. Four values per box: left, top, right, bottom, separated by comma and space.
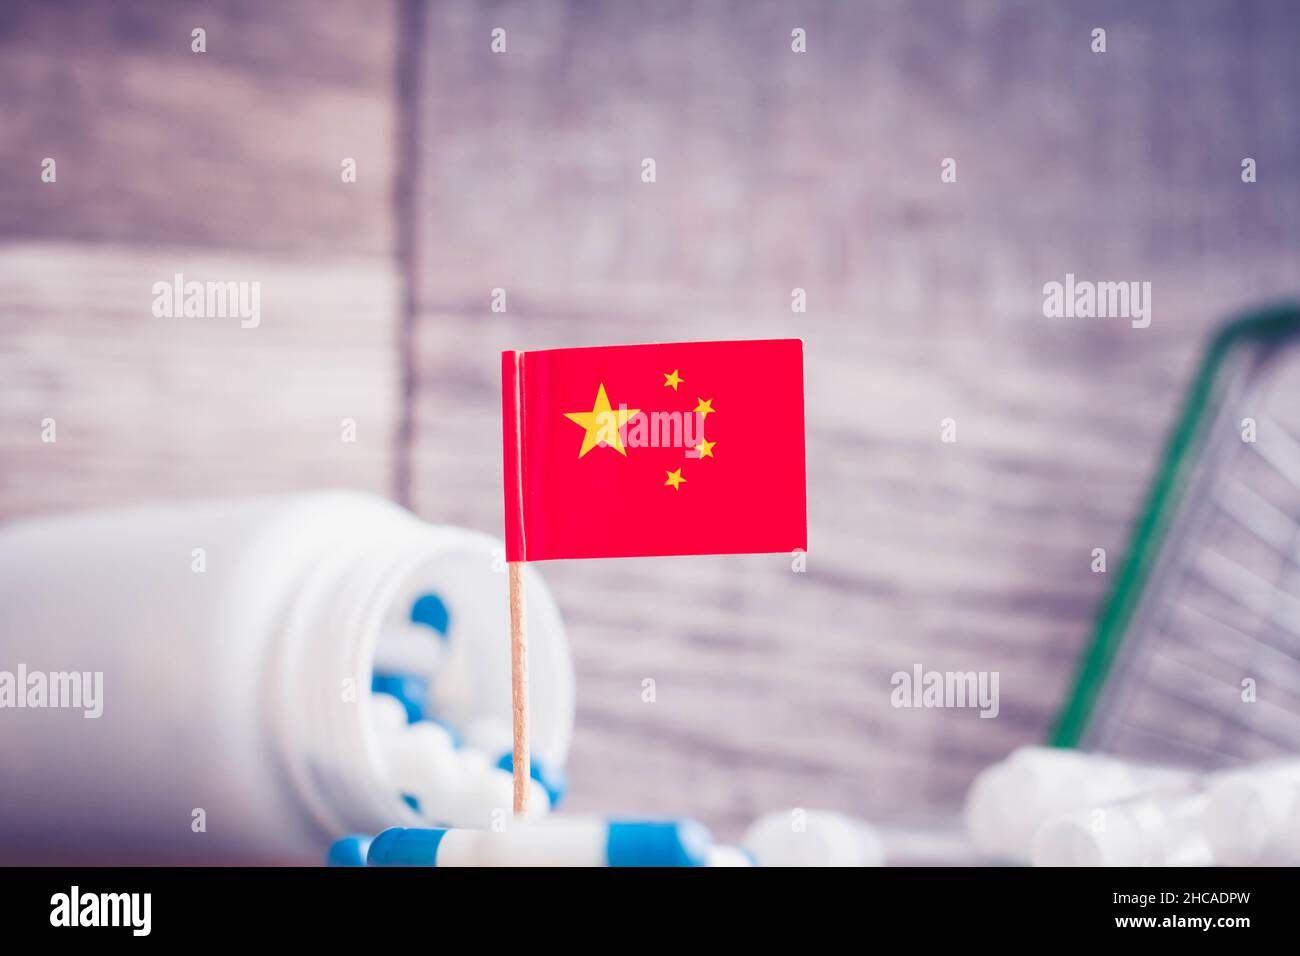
508, 561, 530, 816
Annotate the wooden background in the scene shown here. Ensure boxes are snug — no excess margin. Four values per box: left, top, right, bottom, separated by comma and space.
2, 0, 1299, 838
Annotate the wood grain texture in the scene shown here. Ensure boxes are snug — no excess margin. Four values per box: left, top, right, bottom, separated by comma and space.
0, 0, 398, 255
410, 0, 1299, 317
2, 0, 1300, 840
0, 241, 400, 519
406, 0, 1300, 834
0, 0, 404, 517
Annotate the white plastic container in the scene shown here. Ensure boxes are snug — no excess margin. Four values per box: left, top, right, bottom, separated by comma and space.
1031, 793, 1212, 867
1203, 760, 1300, 865
963, 746, 1193, 863
0, 493, 574, 864
742, 810, 884, 867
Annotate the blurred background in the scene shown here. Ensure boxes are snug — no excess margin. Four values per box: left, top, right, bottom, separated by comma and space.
2, 0, 1299, 838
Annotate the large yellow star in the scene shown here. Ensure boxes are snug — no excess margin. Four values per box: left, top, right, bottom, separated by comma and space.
693, 397, 715, 419
664, 468, 686, 490
563, 383, 640, 457
693, 437, 715, 459
664, 369, 684, 391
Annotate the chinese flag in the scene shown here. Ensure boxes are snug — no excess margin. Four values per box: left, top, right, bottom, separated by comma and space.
502, 339, 806, 561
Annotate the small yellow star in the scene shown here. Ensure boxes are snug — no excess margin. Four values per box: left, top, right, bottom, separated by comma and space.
663, 369, 684, 391
664, 468, 686, 491
694, 438, 715, 459
563, 383, 640, 457
693, 397, 715, 419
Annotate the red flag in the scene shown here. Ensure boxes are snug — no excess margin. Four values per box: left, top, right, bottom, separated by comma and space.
502, 338, 806, 561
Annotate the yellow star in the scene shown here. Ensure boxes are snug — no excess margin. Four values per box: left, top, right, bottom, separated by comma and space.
694, 437, 715, 459
664, 468, 686, 490
663, 369, 684, 391
563, 383, 640, 458
693, 397, 715, 419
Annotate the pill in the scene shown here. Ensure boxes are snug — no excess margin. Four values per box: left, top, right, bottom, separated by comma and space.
368, 691, 410, 734
1204, 761, 1300, 865
448, 746, 492, 778
430, 718, 463, 748
370, 671, 430, 724
1031, 792, 1211, 867
367, 818, 712, 867
708, 845, 756, 867
376, 713, 550, 826
964, 747, 1193, 862
410, 593, 451, 635
497, 751, 568, 808
386, 741, 545, 827
414, 767, 548, 828
377, 720, 458, 795
463, 716, 567, 807
463, 715, 513, 754
742, 810, 883, 866
373, 627, 443, 678
373, 591, 449, 679
326, 835, 373, 867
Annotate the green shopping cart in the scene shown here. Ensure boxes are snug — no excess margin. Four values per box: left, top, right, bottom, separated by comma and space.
1055, 303, 1300, 766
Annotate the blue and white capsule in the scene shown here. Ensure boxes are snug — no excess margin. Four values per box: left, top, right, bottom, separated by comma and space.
326, 834, 373, 867
367, 818, 712, 867
497, 751, 567, 808
465, 716, 568, 808
708, 845, 757, 867
371, 672, 430, 724
370, 592, 452, 691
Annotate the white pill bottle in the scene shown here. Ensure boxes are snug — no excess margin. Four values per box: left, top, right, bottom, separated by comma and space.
0, 493, 574, 864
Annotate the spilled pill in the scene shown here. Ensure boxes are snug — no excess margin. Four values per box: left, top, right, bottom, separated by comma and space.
378, 720, 458, 794
1204, 761, 1300, 865
743, 810, 883, 867
964, 747, 1192, 863
381, 729, 546, 826
417, 767, 548, 828
708, 845, 756, 867
367, 818, 712, 867
1031, 793, 1212, 867
371, 693, 558, 828
497, 751, 568, 808
463, 716, 566, 807
326, 835, 373, 867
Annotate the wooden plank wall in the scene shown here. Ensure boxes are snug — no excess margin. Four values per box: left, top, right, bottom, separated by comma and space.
2, 0, 1299, 839
406, 0, 1300, 834
0, 0, 402, 517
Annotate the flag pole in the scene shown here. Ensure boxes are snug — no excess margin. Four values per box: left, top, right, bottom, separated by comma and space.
508, 561, 530, 816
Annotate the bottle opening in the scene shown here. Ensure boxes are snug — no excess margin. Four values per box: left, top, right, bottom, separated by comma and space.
279, 521, 574, 844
